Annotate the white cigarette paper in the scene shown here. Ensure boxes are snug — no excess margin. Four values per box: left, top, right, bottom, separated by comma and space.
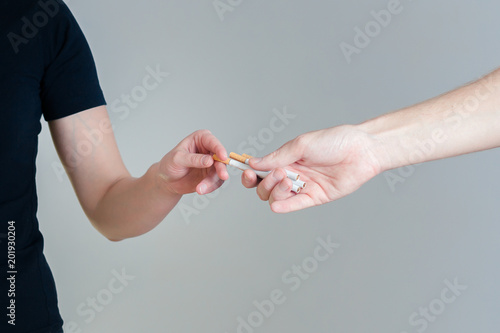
294, 179, 307, 189
227, 159, 300, 194
228, 159, 271, 178
244, 159, 300, 181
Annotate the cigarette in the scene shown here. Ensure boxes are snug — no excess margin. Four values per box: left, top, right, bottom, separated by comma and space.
285, 170, 300, 181
294, 179, 307, 189
228, 159, 271, 179
229, 152, 247, 164
212, 154, 230, 164
229, 159, 302, 194
239, 154, 299, 181
213, 154, 301, 194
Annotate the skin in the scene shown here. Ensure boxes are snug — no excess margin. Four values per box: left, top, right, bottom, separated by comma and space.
49, 105, 228, 241
241, 68, 500, 213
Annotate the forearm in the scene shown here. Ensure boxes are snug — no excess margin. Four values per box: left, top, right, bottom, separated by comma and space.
90, 163, 181, 241
50, 107, 227, 241
358, 68, 500, 171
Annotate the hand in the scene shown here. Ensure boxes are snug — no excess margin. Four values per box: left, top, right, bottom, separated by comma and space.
241, 125, 385, 213
158, 130, 228, 195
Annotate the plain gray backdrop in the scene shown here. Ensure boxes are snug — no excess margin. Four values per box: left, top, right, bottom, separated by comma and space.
35, 0, 500, 332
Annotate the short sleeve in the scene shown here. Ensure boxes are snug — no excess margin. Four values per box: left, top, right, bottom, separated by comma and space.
40, 2, 106, 121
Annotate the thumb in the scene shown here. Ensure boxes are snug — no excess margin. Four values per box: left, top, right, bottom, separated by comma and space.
249, 137, 304, 170
173, 151, 213, 169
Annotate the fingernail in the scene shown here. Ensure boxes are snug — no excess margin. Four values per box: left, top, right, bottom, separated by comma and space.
252, 157, 262, 164
202, 156, 210, 165
279, 180, 289, 191
273, 169, 286, 182
199, 184, 207, 194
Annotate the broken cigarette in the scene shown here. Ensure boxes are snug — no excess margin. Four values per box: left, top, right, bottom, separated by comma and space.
214, 153, 306, 193
230, 152, 301, 182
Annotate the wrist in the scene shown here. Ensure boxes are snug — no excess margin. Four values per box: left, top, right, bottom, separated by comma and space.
149, 163, 183, 199
354, 115, 410, 172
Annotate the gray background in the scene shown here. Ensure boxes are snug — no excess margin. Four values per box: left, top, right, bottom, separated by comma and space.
35, 0, 500, 332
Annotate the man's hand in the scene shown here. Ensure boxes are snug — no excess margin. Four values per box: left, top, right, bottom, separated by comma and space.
241, 126, 384, 213
158, 129, 228, 196
242, 68, 500, 214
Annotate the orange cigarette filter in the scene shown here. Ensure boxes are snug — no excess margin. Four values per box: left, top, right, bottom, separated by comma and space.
229, 152, 247, 164
242, 154, 253, 159
213, 154, 230, 164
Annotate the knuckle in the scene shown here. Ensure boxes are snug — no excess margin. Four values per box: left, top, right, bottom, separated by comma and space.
268, 149, 281, 161
198, 129, 211, 136
241, 173, 253, 188
275, 168, 287, 179
262, 178, 275, 192
190, 154, 200, 166
293, 134, 309, 151
171, 150, 183, 165
256, 186, 268, 201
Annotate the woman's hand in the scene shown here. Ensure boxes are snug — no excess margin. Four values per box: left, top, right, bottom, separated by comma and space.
158, 129, 229, 196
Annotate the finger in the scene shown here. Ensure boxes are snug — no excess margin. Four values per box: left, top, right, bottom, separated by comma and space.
256, 168, 287, 201
214, 160, 229, 181
173, 151, 213, 169
270, 194, 315, 213
197, 167, 224, 195
195, 130, 228, 160
269, 178, 295, 206
241, 169, 259, 188
249, 136, 306, 171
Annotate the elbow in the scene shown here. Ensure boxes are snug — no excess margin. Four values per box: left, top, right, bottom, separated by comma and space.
98, 228, 126, 242
88, 213, 151, 242
88, 217, 127, 242
97, 224, 147, 242
106, 236, 125, 242
98, 225, 147, 242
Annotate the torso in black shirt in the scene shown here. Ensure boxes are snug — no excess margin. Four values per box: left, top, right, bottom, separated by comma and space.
0, 1, 105, 331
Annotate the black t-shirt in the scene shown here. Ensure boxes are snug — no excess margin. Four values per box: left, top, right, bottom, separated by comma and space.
0, 0, 105, 331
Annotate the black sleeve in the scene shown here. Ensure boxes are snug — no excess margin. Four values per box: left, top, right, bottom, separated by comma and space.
40, 1, 106, 121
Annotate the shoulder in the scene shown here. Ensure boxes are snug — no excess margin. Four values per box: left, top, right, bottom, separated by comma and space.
1, 0, 73, 26
3, 0, 80, 56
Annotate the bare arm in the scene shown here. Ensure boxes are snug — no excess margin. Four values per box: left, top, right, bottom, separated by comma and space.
242, 68, 500, 213
49, 106, 228, 241
361, 68, 500, 170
